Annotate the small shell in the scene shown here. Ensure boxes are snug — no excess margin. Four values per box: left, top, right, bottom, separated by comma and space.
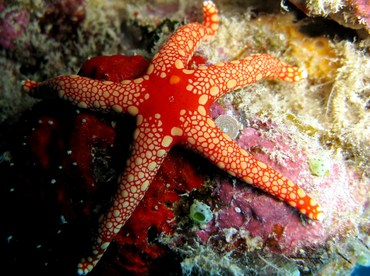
214, 114, 240, 139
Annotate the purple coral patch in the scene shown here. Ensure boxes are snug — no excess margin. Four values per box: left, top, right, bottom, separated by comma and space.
0, 6, 29, 49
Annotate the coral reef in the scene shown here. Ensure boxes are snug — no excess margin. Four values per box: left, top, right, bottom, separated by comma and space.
288, 0, 370, 36
0, 0, 369, 275
0, 3, 29, 49
24, 2, 322, 272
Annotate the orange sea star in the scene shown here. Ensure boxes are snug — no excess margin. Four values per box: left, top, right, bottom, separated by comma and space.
22, 1, 324, 274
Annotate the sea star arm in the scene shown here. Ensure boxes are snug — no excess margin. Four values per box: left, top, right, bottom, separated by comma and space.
77, 115, 171, 275
22, 76, 146, 116
182, 113, 324, 221
188, 54, 307, 99
148, 1, 218, 77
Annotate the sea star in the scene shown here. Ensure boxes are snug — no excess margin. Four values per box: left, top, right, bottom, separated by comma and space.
22, 1, 324, 274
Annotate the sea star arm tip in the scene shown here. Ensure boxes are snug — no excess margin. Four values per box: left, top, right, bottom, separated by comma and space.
192, 54, 307, 100
77, 117, 171, 274
276, 60, 308, 82
77, 258, 95, 275
149, 0, 218, 76
22, 75, 144, 114
22, 79, 38, 93
183, 115, 324, 221
203, 0, 219, 35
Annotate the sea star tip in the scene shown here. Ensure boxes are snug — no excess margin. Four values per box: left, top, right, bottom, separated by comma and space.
22, 79, 38, 93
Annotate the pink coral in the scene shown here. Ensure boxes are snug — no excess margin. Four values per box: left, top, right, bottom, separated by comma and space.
237, 123, 302, 179
166, 111, 366, 274
212, 178, 325, 252
349, 0, 370, 30
0, 5, 29, 49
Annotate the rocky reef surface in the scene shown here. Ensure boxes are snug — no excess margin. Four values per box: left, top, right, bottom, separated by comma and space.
0, 0, 369, 275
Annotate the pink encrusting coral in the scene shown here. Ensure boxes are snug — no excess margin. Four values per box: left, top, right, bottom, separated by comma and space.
237, 124, 303, 180
349, 0, 370, 30
0, 4, 29, 49
214, 178, 325, 250
169, 113, 366, 274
